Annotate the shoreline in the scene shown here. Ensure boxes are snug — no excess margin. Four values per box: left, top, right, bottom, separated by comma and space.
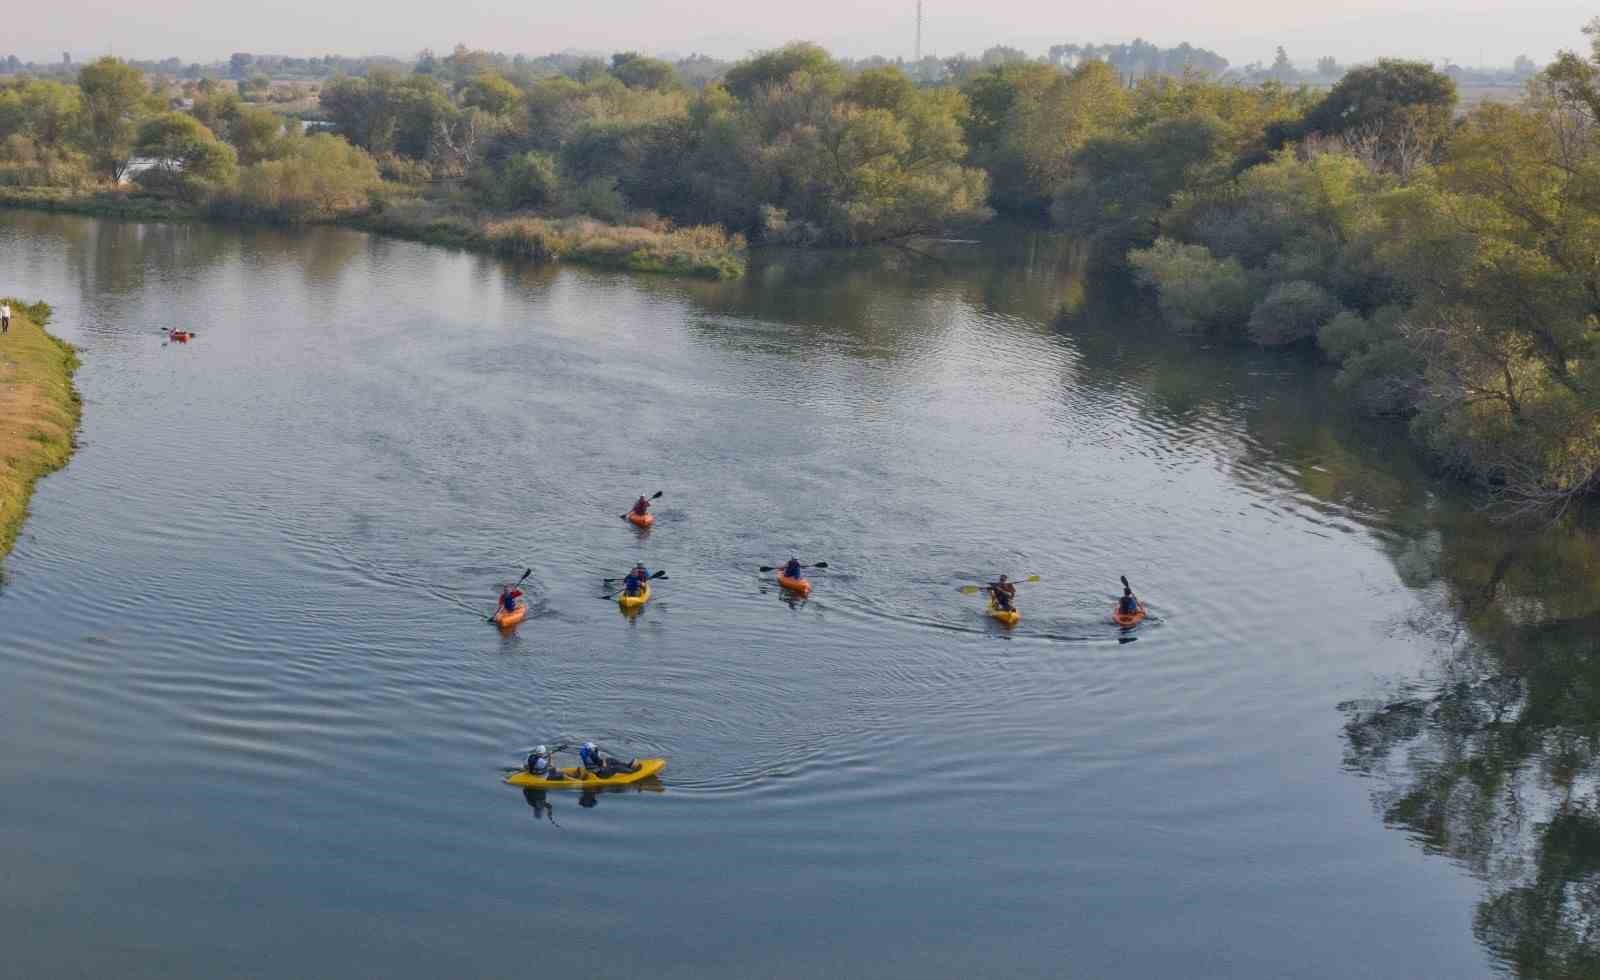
0, 188, 747, 281
0, 300, 82, 566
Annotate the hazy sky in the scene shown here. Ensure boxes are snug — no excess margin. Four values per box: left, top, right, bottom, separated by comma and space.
9, 0, 1593, 68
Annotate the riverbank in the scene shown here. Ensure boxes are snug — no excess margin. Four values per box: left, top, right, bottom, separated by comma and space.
0, 299, 81, 564
0, 187, 747, 281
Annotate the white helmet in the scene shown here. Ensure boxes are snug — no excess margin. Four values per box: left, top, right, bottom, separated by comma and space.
534, 744, 548, 756
582, 741, 597, 752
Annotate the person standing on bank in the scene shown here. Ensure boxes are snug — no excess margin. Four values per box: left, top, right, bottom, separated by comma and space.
1, 302, 11, 334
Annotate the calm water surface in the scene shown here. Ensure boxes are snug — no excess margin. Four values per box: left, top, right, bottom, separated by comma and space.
2, 211, 1595, 978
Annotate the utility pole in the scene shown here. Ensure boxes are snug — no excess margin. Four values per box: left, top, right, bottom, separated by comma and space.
916, 0, 923, 62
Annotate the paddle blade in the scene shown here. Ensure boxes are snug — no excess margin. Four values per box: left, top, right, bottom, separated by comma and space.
958, 585, 983, 594
1023, 575, 1040, 584
758, 566, 776, 572
811, 562, 829, 569
651, 490, 663, 499
650, 570, 667, 579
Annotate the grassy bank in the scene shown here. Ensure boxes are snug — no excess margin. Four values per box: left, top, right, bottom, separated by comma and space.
0, 299, 81, 564
0, 186, 206, 223
349, 200, 747, 280
0, 186, 747, 280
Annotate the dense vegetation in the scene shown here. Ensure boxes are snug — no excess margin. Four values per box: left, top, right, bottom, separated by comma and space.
1087, 26, 1600, 511
2, 28, 1598, 500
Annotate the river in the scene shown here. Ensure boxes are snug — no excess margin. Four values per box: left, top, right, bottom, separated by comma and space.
2, 210, 1596, 978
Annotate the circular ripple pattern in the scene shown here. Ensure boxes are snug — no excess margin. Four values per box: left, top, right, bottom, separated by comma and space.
0, 214, 1490, 979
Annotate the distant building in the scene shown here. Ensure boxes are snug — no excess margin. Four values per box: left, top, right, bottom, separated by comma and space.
62, 51, 71, 65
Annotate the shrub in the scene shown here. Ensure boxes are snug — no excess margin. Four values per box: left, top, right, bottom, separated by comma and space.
231, 133, 381, 222
1128, 237, 1252, 335
1246, 279, 1343, 347
495, 151, 560, 209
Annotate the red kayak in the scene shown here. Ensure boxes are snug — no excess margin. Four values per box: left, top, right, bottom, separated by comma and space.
627, 512, 654, 529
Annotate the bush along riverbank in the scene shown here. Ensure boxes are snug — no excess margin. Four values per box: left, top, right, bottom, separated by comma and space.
0, 299, 81, 565
0, 185, 749, 281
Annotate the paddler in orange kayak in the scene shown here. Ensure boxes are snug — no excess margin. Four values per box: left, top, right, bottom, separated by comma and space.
1117, 578, 1140, 617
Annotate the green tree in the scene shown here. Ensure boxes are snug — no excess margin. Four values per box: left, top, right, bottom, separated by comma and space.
610, 53, 679, 92
462, 72, 523, 117
233, 132, 380, 221
844, 67, 915, 112
134, 111, 237, 195
76, 57, 154, 181
228, 105, 287, 165
1290, 59, 1457, 170
722, 43, 842, 100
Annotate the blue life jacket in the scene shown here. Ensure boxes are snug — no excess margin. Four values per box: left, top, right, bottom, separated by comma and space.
580, 746, 601, 768
624, 574, 642, 594
502, 593, 518, 612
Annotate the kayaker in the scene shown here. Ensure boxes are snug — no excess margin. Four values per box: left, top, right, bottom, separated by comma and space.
631, 495, 651, 518
499, 585, 524, 615
1118, 582, 1140, 616
989, 575, 1016, 612
782, 557, 803, 580
580, 741, 639, 777
526, 744, 566, 781
623, 563, 650, 597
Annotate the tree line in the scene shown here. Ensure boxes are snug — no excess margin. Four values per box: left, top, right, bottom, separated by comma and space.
2, 28, 1599, 501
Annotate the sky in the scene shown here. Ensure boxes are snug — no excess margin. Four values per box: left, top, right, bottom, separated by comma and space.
7, 0, 1593, 69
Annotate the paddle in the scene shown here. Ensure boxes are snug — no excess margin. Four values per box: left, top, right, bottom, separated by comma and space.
488, 567, 532, 622
620, 490, 663, 520
958, 574, 1039, 594
758, 561, 829, 572
600, 569, 667, 599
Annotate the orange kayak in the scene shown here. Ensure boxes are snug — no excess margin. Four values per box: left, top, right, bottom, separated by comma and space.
776, 573, 811, 596
494, 602, 528, 628
1111, 603, 1146, 628
627, 512, 654, 529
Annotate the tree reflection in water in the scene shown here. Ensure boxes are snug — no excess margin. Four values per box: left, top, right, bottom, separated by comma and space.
1340, 510, 1600, 979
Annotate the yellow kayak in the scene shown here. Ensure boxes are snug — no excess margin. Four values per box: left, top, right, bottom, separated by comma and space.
618, 582, 651, 610
505, 757, 666, 789
986, 599, 1020, 626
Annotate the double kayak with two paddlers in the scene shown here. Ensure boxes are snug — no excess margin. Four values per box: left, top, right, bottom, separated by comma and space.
506, 757, 667, 789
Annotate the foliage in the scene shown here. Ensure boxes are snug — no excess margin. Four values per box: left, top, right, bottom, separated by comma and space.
462, 72, 523, 116
77, 57, 155, 181
230, 132, 380, 221
1053, 77, 1313, 259
962, 61, 1130, 212
1127, 238, 1251, 334
610, 53, 679, 93
1246, 279, 1342, 347
134, 112, 237, 197
722, 43, 842, 100
1276, 60, 1457, 173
